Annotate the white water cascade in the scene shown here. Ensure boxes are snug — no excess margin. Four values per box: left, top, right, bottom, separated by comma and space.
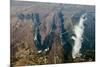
72, 13, 87, 59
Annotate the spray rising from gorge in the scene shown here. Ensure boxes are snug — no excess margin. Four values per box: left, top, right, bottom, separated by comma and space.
72, 13, 87, 59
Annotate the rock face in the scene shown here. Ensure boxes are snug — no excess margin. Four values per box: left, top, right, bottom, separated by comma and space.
11, 1, 95, 67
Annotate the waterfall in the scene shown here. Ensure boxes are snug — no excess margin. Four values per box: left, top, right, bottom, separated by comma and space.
72, 13, 87, 59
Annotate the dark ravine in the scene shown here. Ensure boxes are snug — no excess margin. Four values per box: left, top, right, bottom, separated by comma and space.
11, 1, 95, 66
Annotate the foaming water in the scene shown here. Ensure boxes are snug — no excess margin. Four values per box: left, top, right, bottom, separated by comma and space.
72, 13, 87, 59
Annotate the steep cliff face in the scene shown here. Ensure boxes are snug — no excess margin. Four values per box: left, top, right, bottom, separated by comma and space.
11, 1, 95, 66
11, 5, 65, 66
